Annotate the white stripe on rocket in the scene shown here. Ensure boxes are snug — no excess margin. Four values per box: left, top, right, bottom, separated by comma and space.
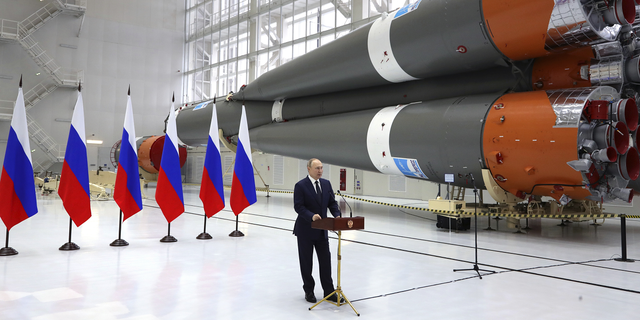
366, 105, 408, 175
367, 12, 418, 83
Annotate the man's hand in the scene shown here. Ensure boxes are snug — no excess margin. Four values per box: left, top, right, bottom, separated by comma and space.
312, 214, 321, 221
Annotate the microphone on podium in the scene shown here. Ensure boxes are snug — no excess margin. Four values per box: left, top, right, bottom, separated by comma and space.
335, 190, 353, 218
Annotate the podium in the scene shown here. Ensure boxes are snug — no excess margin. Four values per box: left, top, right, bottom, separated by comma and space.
309, 216, 364, 316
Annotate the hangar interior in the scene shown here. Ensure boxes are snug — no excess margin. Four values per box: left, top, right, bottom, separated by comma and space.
0, 0, 639, 319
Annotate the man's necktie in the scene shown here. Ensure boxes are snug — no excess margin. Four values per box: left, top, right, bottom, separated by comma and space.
315, 181, 322, 203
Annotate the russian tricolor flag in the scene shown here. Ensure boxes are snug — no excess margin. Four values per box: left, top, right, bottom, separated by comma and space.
199, 104, 225, 217
58, 86, 91, 227
230, 105, 256, 215
0, 81, 38, 230
114, 91, 143, 220
155, 98, 184, 223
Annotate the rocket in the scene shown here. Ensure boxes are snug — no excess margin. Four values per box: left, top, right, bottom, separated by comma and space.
176, 0, 640, 204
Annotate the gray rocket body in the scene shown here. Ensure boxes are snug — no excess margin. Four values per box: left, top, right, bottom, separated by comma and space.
175, 0, 640, 201
237, 0, 503, 100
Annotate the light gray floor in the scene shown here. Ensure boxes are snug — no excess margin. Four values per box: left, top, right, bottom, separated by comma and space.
1, 184, 639, 319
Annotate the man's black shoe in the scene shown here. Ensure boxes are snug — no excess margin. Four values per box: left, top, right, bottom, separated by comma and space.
305, 292, 317, 303
325, 293, 345, 303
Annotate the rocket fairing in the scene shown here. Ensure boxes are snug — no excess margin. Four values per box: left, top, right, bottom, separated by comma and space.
235, 0, 637, 101
174, 0, 640, 203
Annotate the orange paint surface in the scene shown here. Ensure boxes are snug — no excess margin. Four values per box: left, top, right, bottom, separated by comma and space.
482, 0, 555, 60
483, 91, 591, 200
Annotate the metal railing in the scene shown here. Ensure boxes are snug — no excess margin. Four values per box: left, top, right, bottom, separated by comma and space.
24, 82, 59, 110
0, 19, 19, 40
19, 2, 62, 37
0, 0, 86, 169
57, 0, 88, 11
0, 101, 14, 121
26, 113, 62, 163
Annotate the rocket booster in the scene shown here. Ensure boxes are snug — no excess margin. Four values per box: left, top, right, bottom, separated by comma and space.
248, 87, 639, 203
173, 0, 640, 203
236, 0, 637, 101
178, 85, 639, 203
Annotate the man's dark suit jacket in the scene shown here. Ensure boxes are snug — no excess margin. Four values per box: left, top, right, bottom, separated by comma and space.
293, 177, 341, 240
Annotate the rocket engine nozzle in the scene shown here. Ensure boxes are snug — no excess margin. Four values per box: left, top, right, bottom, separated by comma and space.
611, 99, 639, 132
591, 147, 619, 162
618, 147, 640, 180
602, 0, 636, 25
612, 187, 634, 203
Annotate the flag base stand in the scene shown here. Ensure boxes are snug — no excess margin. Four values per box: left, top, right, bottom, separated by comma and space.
110, 239, 129, 246
0, 247, 18, 256
229, 215, 244, 237
1, 229, 18, 256
197, 214, 212, 240
228, 230, 244, 237
160, 235, 177, 242
110, 210, 129, 246
196, 232, 213, 240
60, 218, 79, 251
59, 242, 80, 251
160, 222, 177, 242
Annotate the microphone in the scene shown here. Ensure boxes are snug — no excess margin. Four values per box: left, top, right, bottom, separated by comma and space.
336, 190, 353, 218
468, 172, 478, 192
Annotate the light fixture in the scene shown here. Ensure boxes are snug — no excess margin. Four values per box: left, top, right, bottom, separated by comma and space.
86, 140, 103, 145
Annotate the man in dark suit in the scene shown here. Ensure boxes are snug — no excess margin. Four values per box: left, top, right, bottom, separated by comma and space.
294, 158, 343, 303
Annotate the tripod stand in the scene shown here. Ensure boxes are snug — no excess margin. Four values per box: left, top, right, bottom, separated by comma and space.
453, 173, 495, 279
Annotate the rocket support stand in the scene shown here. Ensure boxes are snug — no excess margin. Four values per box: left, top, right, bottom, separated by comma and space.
309, 230, 360, 316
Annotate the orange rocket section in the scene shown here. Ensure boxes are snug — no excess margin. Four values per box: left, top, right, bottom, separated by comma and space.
482, 91, 591, 201
530, 47, 594, 91
482, 0, 555, 60
137, 136, 187, 174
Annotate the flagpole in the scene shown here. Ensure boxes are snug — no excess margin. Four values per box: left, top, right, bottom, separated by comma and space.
110, 210, 129, 246
0, 228, 18, 256
196, 214, 213, 240
59, 217, 80, 250
160, 222, 177, 242
229, 215, 244, 237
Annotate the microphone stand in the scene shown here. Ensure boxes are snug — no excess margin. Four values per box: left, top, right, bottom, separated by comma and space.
336, 190, 352, 218
453, 173, 495, 279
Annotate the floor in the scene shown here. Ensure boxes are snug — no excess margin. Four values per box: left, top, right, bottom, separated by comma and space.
0, 184, 639, 319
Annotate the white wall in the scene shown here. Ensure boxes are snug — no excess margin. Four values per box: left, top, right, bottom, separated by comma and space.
0, 0, 185, 171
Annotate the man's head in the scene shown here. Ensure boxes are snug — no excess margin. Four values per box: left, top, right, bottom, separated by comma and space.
307, 158, 323, 180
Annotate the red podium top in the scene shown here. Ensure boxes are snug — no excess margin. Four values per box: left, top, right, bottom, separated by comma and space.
311, 217, 364, 231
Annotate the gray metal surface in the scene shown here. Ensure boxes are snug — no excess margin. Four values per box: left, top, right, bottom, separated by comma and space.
248, 95, 497, 188
249, 109, 378, 171
279, 65, 530, 121
238, 26, 379, 101
391, 0, 499, 79
177, 65, 530, 145
176, 100, 272, 146
388, 95, 495, 187
237, 0, 505, 101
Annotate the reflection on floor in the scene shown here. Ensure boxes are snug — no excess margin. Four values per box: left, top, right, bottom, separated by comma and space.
1, 184, 639, 319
